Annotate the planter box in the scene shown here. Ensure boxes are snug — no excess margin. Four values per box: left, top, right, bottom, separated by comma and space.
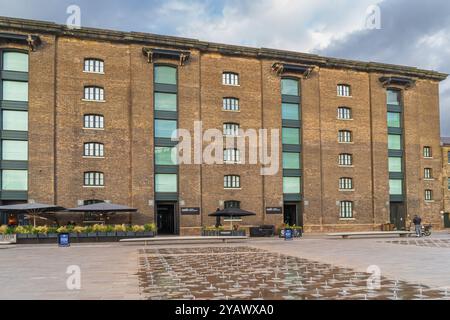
69, 233, 78, 238
106, 232, 116, 237
48, 233, 58, 239
87, 233, 97, 237
28, 234, 38, 239
78, 233, 88, 238
16, 233, 28, 239
116, 232, 126, 237
126, 232, 135, 237
135, 232, 145, 237
279, 229, 302, 238
97, 232, 107, 237
202, 230, 246, 237
37, 233, 48, 239
142, 231, 155, 237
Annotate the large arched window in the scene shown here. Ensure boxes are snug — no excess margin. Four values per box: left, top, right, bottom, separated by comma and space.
83, 142, 104, 157
84, 86, 104, 101
338, 130, 352, 143
84, 114, 104, 129
222, 72, 239, 86
84, 58, 104, 73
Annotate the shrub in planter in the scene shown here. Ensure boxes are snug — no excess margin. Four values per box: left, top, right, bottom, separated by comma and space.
144, 223, 156, 232
47, 227, 58, 238
14, 226, 30, 239
105, 225, 116, 237
114, 224, 127, 237
93, 224, 107, 237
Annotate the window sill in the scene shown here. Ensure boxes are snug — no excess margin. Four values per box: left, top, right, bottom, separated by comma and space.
83, 71, 105, 75
223, 84, 240, 87
339, 189, 355, 192
423, 178, 435, 181
224, 188, 242, 190
339, 218, 356, 221
425, 200, 435, 203
337, 118, 354, 121
224, 162, 241, 165
338, 142, 354, 144
83, 156, 105, 159
83, 186, 105, 189
338, 165, 354, 168
81, 99, 106, 103
423, 157, 433, 159
83, 128, 105, 131
337, 95, 353, 98
222, 110, 240, 113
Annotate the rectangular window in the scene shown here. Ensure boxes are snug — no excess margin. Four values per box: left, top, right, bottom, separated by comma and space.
84, 59, 104, 73
340, 201, 353, 218
387, 90, 401, 105
448, 178, 450, 190
222, 73, 239, 86
281, 79, 299, 96
282, 103, 300, 120
282, 128, 300, 145
3, 52, 28, 72
387, 112, 401, 128
155, 66, 177, 85
84, 172, 104, 186
388, 157, 402, 173
425, 190, 433, 201
423, 146, 432, 158
339, 178, 353, 190
2, 80, 28, 101
339, 154, 353, 166
338, 131, 352, 143
2, 140, 28, 161
448, 151, 450, 164
283, 152, 301, 169
224, 149, 240, 163
84, 87, 104, 101
84, 114, 104, 129
155, 174, 177, 192
283, 177, 301, 194
224, 175, 240, 188
223, 98, 240, 111
155, 147, 177, 165
388, 135, 402, 150
223, 123, 239, 136
155, 119, 177, 138
389, 179, 403, 195
2, 170, 27, 191
155, 92, 177, 111
84, 143, 104, 157
337, 84, 351, 97
424, 168, 432, 179
2, 110, 28, 131
338, 107, 352, 120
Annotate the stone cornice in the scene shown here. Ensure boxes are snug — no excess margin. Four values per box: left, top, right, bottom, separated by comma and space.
0, 16, 447, 81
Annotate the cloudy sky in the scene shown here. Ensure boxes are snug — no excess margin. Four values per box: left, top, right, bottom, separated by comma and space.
1, 0, 449, 135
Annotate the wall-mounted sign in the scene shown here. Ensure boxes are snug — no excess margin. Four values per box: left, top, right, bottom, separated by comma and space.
266, 207, 283, 214
181, 207, 201, 215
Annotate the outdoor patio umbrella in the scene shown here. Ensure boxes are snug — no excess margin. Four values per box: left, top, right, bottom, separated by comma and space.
67, 203, 138, 224
0, 203, 66, 227
208, 208, 256, 230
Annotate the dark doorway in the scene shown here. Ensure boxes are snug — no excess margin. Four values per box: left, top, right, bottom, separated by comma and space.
390, 202, 406, 230
284, 203, 302, 226
156, 202, 177, 235
444, 213, 450, 229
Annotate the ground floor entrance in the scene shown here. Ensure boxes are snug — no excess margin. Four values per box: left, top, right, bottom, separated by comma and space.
390, 202, 406, 230
283, 202, 303, 227
156, 202, 178, 235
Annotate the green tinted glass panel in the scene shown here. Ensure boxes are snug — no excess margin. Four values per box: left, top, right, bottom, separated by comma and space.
282, 128, 300, 145
155, 147, 177, 165
155, 92, 177, 111
2, 81, 28, 101
3, 52, 28, 72
281, 79, 299, 96
283, 152, 300, 169
282, 103, 299, 120
2, 140, 28, 161
2, 110, 28, 131
388, 135, 401, 150
2, 170, 28, 191
389, 179, 403, 195
154, 66, 177, 85
283, 177, 301, 194
155, 120, 177, 138
387, 112, 401, 128
387, 90, 401, 105
388, 157, 402, 173
155, 174, 177, 192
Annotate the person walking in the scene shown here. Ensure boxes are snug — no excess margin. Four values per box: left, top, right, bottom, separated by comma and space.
413, 215, 422, 237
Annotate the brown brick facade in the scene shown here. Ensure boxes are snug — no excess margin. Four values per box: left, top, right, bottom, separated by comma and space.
0, 17, 447, 233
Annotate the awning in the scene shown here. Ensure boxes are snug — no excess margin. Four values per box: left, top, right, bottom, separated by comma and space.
67, 202, 137, 213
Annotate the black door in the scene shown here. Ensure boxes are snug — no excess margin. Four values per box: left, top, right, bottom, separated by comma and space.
283, 204, 297, 226
156, 203, 176, 235
444, 213, 450, 228
390, 202, 406, 230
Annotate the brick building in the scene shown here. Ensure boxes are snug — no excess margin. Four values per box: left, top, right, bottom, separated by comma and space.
0, 16, 447, 234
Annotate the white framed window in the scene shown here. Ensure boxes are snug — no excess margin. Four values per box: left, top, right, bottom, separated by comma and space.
224, 148, 240, 163
222, 72, 239, 86
84, 114, 104, 129
84, 142, 104, 157
337, 84, 351, 97
423, 146, 432, 158
424, 168, 432, 179
338, 107, 352, 120
223, 123, 239, 136
223, 97, 240, 111
84, 86, 104, 101
425, 189, 433, 201
339, 153, 353, 166
224, 175, 240, 189
338, 130, 352, 143
340, 201, 353, 218
84, 59, 104, 73
84, 172, 104, 186
339, 177, 353, 190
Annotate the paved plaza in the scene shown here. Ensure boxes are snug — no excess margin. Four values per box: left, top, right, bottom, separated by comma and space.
1, 233, 450, 300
